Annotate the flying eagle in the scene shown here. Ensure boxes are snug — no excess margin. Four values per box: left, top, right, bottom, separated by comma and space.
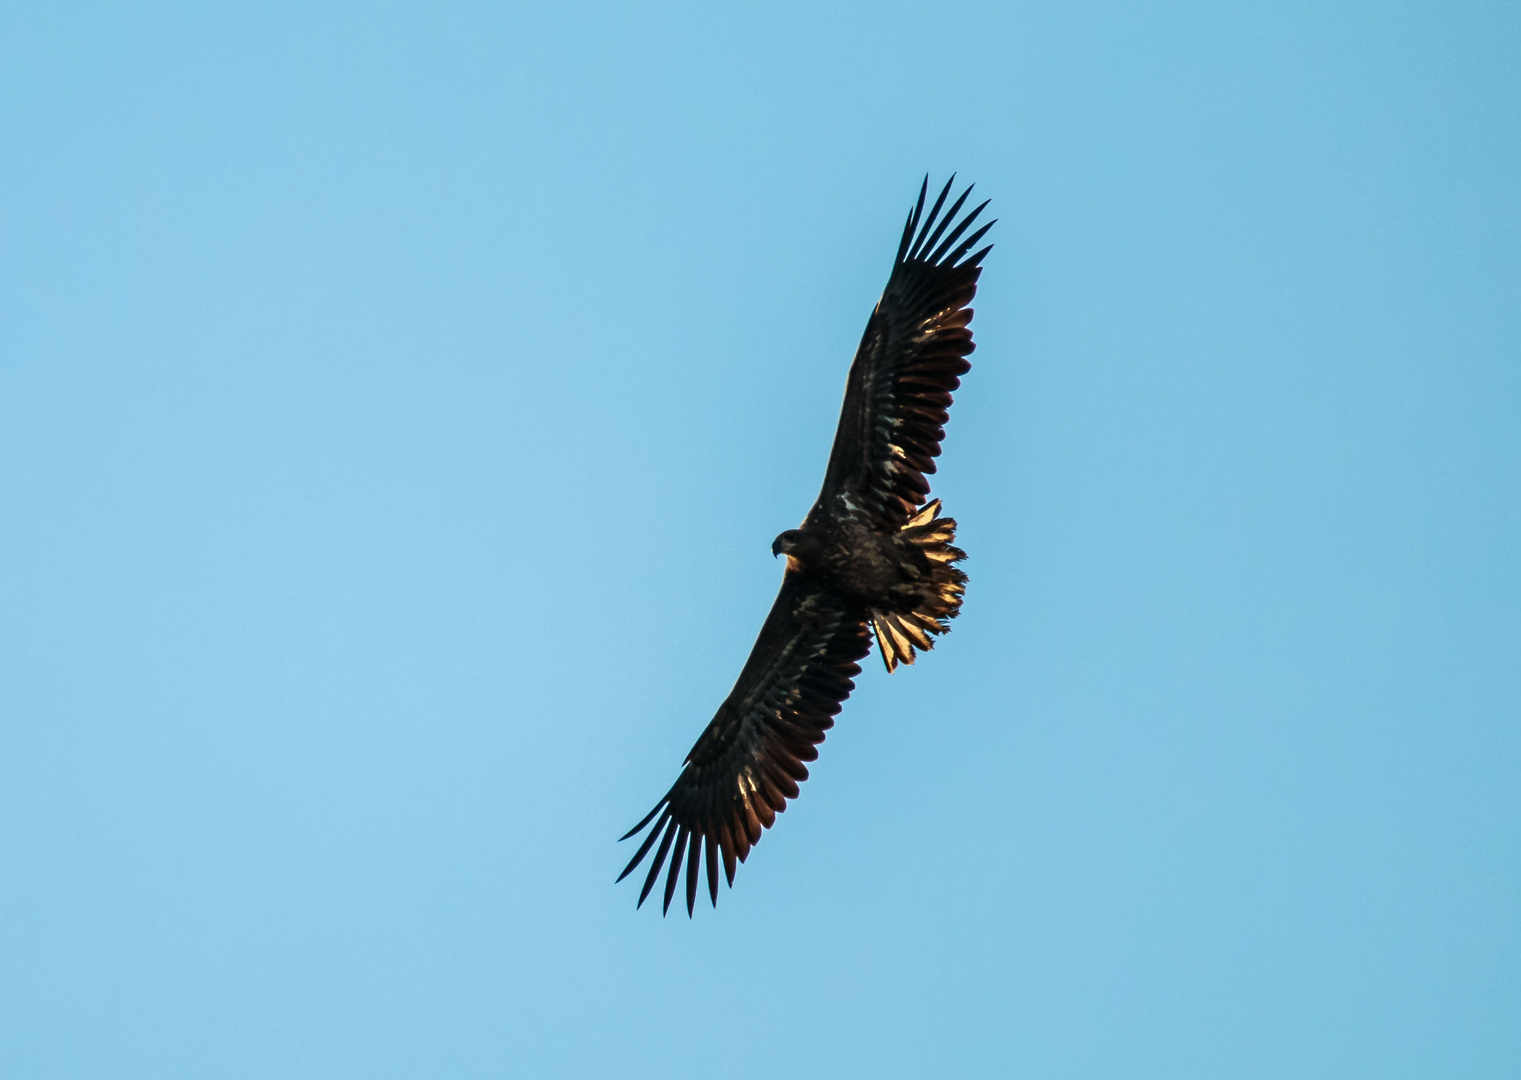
618, 177, 993, 916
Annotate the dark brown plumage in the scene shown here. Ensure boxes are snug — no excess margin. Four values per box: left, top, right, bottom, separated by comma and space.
618, 177, 993, 915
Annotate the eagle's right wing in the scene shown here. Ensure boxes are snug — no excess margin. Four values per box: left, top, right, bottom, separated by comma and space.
809, 177, 993, 531
618, 573, 871, 916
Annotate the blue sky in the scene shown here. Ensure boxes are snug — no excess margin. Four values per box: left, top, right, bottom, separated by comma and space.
2, 2, 1518, 1077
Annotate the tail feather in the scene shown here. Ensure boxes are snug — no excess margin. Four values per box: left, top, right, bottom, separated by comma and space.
892, 613, 935, 650
875, 499, 968, 673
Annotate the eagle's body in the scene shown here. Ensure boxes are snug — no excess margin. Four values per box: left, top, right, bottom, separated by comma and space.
776, 506, 967, 659
619, 177, 992, 915
779, 519, 908, 605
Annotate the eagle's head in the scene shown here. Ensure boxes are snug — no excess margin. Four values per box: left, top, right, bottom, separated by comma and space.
772, 529, 809, 572
771, 529, 804, 557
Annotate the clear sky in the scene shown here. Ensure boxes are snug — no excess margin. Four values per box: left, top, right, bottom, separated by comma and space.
2, 2, 1518, 1077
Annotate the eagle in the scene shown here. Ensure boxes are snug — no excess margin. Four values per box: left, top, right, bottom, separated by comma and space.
618, 176, 993, 916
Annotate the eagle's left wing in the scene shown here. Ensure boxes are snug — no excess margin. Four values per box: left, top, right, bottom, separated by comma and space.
618, 573, 871, 916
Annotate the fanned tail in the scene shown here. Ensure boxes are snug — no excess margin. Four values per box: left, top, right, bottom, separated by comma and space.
873, 499, 968, 673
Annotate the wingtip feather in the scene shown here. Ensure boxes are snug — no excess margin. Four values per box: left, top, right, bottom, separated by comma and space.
619, 797, 668, 842
911, 175, 957, 260
918, 184, 973, 264
637, 819, 679, 908
617, 808, 671, 882
897, 175, 931, 263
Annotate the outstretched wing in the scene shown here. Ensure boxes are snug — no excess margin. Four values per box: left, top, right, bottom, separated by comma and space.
618, 573, 871, 916
809, 177, 994, 531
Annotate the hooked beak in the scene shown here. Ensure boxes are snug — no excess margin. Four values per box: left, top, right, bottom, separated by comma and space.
772, 529, 802, 561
